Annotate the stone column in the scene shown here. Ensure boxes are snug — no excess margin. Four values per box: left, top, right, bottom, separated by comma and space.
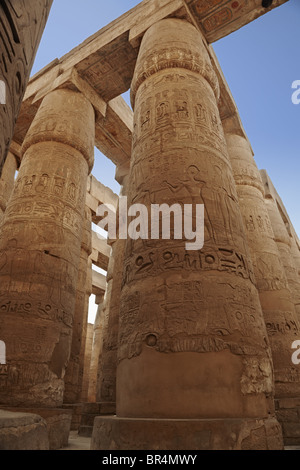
78, 256, 93, 402
0, 0, 53, 171
96, 167, 129, 407
91, 19, 282, 450
260, 170, 300, 320
0, 88, 95, 407
258, 170, 300, 444
95, 242, 115, 404
64, 207, 92, 404
290, 236, 300, 278
88, 295, 105, 403
225, 133, 300, 442
80, 323, 94, 403
0, 151, 18, 223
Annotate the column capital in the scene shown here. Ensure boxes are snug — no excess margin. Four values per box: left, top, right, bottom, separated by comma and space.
22, 88, 95, 173
225, 132, 265, 196
130, 18, 219, 108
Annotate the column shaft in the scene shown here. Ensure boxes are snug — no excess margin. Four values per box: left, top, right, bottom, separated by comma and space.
260, 171, 300, 321
0, 151, 18, 223
225, 134, 300, 400
88, 297, 104, 402
91, 18, 283, 450
78, 256, 93, 402
95, 244, 115, 403
96, 173, 129, 405
64, 208, 92, 404
0, 89, 94, 407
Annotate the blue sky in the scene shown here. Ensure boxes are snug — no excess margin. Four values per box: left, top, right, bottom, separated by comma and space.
31, 0, 299, 236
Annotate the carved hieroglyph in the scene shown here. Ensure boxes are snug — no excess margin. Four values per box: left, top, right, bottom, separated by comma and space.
0, 152, 18, 223
116, 18, 277, 422
0, 0, 53, 173
225, 134, 300, 399
64, 207, 92, 404
0, 89, 94, 407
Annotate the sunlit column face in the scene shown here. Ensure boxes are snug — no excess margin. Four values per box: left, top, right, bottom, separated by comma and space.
116, 18, 274, 420
0, 89, 94, 407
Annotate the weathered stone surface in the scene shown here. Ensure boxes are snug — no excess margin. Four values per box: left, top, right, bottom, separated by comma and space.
62, 403, 84, 432
0, 0, 294, 452
225, 134, 300, 401
80, 323, 94, 403
260, 170, 300, 322
78, 402, 115, 438
95, 264, 114, 403
0, 0, 53, 172
88, 297, 105, 403
184, 0, 288, 43
0, 152, 18, 223
9, 0, 287, 170
0, 89, 95, 407
91, 415, 283, 450
96, 175, 129, 405
0, 409, 49, 450
42, 409, 72, 450
64, 208, 92, 405
1, 406, 72, 449
108, 17, 282, 449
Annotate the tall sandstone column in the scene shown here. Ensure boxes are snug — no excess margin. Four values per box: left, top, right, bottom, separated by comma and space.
0, 0, 53, 172
260, 170, 300, 321
64, 207, 92, 404
96, 169, 129, 407
225, 133, 300, 442
0, 88, 95, 407
91, 19, 283, 450
290, 236, 300, 278
80, 322, 94, 403
78, 256, 93, 402
0, 151, 18, 223
95, 241, 115, 404
259, 170, 300, 443
88, 295, 105, 403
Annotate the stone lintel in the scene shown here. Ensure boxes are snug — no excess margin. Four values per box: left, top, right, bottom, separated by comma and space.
92, 270, 106, 296
184, 0, 289, 44
91, 231, 111, 270
11, 0, 287, 167
85, 175, 118, 229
